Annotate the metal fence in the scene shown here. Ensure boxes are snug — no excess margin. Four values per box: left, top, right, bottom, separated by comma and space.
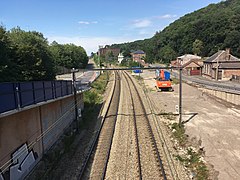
0, 80, 73, 114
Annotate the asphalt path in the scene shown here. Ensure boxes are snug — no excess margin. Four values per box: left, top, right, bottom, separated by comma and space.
76, 60, 100, 91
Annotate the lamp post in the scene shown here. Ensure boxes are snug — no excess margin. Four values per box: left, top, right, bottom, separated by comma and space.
71, 68, 79, 132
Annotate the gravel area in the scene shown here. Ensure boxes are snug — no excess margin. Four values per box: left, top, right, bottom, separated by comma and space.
141, 70, 240, 180
133, 77, 188, 180
105, 71, 139, 179
106, 72, 168, 179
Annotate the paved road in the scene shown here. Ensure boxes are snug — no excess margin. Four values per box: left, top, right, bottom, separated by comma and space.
76, 62, 100, 91
56, 59, 100, 91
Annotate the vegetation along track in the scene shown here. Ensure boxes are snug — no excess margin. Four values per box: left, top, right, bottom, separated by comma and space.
78, 71, 121, 180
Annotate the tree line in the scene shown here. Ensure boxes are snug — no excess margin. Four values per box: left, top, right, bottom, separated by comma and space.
0, 26, 88, 82
111, 0, 240, 64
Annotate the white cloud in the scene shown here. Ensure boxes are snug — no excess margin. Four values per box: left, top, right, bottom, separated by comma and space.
132, 19, 151, 28
156, 14, 177, 19
78, 21, 90, 25
78, 21, 98, 25
47, 36, 136, 55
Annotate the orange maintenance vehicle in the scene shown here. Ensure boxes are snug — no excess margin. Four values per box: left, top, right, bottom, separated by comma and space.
155, 69, 173, 91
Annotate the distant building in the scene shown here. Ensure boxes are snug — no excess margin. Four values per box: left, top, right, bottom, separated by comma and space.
171, 54, 202, 76
131, 50, 146, 62
98, 45, 120, 60
177, 54, 201, 66
182, 59, 203, 76
202, 48, 240, 80
118, 53, 124, 64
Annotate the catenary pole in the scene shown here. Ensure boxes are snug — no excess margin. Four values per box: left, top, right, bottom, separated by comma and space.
72, 68, 79, 132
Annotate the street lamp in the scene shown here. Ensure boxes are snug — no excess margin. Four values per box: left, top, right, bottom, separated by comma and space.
71, 68, 79, 132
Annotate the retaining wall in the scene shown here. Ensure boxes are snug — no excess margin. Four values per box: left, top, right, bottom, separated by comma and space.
201, 88, 240, 106
0, 93, 83, 180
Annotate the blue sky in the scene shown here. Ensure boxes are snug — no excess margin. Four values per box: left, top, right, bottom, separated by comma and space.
0, 0, 222, 55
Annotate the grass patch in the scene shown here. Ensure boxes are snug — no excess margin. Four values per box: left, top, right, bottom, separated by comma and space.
171, 122, 209, 179
171, 78, 179, 84
171, 122, 187, 146
81, 71, 109, 126
175, 148, 209, 180
84, 71, 109, 104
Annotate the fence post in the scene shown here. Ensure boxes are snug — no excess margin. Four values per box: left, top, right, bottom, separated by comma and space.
52, 81, 55, 99
43, 81, 46, 101
32, 82, 36, 104
16, 85, 21, 109
61, 81, 63, 96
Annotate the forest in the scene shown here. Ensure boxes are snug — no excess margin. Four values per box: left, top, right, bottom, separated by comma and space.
111, 0, 240, 64
0, 26, 88, 82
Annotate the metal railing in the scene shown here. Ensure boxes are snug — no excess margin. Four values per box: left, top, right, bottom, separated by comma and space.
0, 80, 73, 114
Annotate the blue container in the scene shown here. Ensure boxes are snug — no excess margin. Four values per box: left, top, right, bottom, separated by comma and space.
164, 71, 170, 80
132, 67, 142, 73
133, 69, 142, 73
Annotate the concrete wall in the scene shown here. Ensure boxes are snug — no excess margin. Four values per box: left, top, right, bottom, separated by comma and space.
0, 93, 83, 180
0, 108, 43, 180
201, 88, 240, 106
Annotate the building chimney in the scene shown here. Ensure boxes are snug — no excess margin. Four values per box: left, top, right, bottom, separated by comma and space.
226, 48, 231, 60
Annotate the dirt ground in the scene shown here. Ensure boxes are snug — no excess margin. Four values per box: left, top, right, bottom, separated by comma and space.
140, 70, 240, 180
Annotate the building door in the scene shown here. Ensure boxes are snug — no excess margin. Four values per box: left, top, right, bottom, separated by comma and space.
218, 70, 222, 80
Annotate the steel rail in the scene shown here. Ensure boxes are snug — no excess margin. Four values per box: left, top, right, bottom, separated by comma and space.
101, 71, 121, 179
122, 71, 143, 179
78, 71, 120, 179
123, 71, 167, 180
142, 82, 179, 180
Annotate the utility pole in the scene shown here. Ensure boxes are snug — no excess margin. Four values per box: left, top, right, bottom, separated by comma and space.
72, 68, 79, 132
98, 46, 101, 75
179, 66, 182, 125
138, 59, 141, 79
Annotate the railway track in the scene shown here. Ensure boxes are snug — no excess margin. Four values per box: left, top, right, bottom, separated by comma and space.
78, 71, 120, 179
79, 70, 168, 179
122, 71, 167, 179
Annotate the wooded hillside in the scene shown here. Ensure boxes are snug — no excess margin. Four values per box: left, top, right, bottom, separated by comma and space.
111, 0, 240, 64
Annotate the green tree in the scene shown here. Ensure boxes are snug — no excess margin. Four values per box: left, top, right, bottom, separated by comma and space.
0, 26, 18, 82
192, 39, 203, 56
49, 43, 88, 69
8, 27, 55, 81
159, 46, 177, 63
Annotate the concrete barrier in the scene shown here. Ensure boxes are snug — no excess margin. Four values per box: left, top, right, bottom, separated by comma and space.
201, 88, 240, 106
